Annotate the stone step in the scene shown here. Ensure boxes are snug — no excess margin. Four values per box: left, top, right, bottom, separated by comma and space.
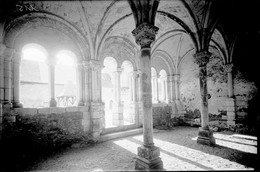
100, 128, 143, 142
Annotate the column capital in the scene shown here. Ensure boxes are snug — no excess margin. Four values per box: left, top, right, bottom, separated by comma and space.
12, 51, 22, 63
132, 23, 159, 48
114, 67, 123, 74
193, 51, 211, 67
173, 74, 180, 81
47, 57, 57, 66
89, 59, 104, 71
3, 47, 15, 61
167, 75, 174, 82
224, 63, 234, 73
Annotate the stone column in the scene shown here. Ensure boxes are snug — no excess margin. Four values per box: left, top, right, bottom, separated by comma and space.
0, 44, 6, 103
193, 51, 215, 146
128, 71, 138, 124
224, 63, 236, 126
174, 74, 180, 100
167, 75, 178, 117
87, 60, 105, 140
3, 47, 14, 106
77, 62, 85, 106
152, 75, 159, 103
47, 57, 57, 107
132, 23, 163, 170
12, 51, 23, 108
136, 70, 143, 126
174, 74, 185, 117
112, 67, 124, 126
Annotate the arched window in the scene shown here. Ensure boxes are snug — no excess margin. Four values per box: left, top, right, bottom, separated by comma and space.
20, 43, 49, 108
55, 50, 77, 107
159, 69, 167, 102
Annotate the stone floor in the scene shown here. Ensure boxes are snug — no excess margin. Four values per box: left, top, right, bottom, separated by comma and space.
29, 126, 258, 171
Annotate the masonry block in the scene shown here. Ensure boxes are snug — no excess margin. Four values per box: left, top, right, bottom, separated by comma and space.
92, 111, 103, 119
15, 108, 37, 115
37, 108, 50, 115
66, 106, 79, 112
78, 106, 89, 112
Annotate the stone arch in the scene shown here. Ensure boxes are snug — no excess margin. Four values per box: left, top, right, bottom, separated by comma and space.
152, 49, 176, 75
99, 36, 138, 71
3, 11, 90, 62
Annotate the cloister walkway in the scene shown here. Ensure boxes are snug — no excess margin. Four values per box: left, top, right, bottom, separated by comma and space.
29, 127, 257, 171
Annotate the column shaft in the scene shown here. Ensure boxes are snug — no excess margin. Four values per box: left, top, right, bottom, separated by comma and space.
48, 57, 57, 107
77, 63, 84, 106
12, 52, 23, 108
193, 51, 215, 146
3, 48, 14, 105
0, 44, 5, 103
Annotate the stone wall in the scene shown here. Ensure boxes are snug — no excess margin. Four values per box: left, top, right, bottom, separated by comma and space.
178, 53, 258, 133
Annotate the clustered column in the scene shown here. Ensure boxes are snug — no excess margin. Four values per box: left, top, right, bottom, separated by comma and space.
0, 44, 6, 104
47, 56, 57, 107
12, 51, 23, 108
224, 63, 236, 126
132, 23, 163, 170
193, 51, 215, 146
3, 47, 14, 106
88, 60, 105, 139
128, 71, 139, 124
77, 61, 85, 106
112, 67, 124, 126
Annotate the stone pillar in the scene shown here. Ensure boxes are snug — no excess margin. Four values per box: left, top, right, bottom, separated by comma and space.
47, 57, 57, 107
137, 70, 143, 126
0, 44, 6, 103
174, 74, 180, 100
132, 23, 163, 170
3, 47, 14, 106
12, 52, 23, 108
167, 75, 178, 117
77, 62, 85, 106
174, 74, 185, 117
112, 67, 124, 126
128, 71, 139, 124
193, 51, 215, 146
224, 63, 236, 126
152, 74, 159, 103
88, 60, 105, 140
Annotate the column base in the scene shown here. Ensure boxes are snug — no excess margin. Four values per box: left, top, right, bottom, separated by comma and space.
135, 145, 164, 171
49, 99, 57, 107
197, 127, 215, 146
12, 101, 23, 108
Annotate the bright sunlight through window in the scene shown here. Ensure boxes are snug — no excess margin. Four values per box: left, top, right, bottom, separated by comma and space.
22, 47, 46, 62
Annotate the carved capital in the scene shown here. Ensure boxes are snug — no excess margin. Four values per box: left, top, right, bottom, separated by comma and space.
167, 75, 174, 82
193, 51, 211, 67
173, 74, 180, 81
224, 63, 233, 73
132, 23, 159, 48
12, 51, 22, 63
89, 60, 103, 71
47, 57, 57, 66
3, 48, 15, 61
